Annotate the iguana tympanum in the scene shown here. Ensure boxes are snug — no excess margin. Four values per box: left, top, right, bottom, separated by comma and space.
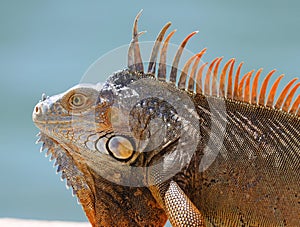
32, 12, 300, 227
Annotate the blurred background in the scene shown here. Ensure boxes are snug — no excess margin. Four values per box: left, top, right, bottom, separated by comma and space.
1, 0, 300, 226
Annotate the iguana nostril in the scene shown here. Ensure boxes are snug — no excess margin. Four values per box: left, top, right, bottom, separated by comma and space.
33, 103, 44, 117
32, 103, 42, 123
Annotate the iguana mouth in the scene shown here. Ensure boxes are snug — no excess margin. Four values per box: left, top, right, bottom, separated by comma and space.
33, 102, 73, 125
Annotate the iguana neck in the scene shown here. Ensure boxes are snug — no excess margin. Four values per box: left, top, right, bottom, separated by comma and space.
88, 167, 167, 227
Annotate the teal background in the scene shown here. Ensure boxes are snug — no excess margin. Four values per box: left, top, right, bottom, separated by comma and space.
1, 0, 300, 225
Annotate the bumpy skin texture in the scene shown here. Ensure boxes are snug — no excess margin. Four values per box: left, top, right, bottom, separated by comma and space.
177, 95, 300, 226
33, 15, 300, 227
34, 79, 168, 227
33, 69, 300, 226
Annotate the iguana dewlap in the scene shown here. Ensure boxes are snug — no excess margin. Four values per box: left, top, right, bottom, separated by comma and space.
33, 12, 300, 227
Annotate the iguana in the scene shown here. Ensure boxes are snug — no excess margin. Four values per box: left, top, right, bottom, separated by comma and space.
32, 12, 300, 227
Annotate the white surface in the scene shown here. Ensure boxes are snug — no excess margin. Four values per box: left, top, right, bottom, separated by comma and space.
0, 218, 91, 227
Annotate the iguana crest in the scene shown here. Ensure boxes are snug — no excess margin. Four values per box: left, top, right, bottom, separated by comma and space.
128, 11, 299, 117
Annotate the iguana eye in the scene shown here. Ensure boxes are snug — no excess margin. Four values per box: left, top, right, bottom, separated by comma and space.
107, 136, 135, 161
69, 93, 87, 108
61, 87, 99, 112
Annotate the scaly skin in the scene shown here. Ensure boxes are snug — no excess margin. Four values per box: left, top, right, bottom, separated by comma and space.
33, 81, 168, 226
33, 13, 300, 227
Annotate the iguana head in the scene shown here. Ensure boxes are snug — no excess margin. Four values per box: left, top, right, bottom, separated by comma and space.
33, 79, 172, 226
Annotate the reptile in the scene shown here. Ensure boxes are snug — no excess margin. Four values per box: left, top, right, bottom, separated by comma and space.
32, 12, 300, 227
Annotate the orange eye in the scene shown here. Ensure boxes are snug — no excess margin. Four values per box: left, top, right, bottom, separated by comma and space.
69, 93, 87, 108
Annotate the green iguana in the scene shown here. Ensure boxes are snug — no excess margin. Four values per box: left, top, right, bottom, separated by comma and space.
32, 12, 300, 226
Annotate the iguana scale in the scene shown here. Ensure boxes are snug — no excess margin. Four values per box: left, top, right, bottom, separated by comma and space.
33, 12, 300, 226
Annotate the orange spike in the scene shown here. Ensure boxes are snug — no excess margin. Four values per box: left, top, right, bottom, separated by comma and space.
275, 78, 298, 109
251, 68, 263, 104
170, 31, 198, 84
266, 74, 284, 107
128, 41, 134, 70
282, 83, 300, 112
258, 69, 276, 106
290, 94, 300, 114
211, 57, 223, 96
188, 48, 207, 92
132, 10, 144, 72
244, 70, 254, 103
195, 63, 208, 94
219, 59, 234, 98
148, 22, 171, 74
157, 30, 176, 81
204, 58, 219, 95
297, 107, 300, 116
227, 59, 235, 99
178, 55, 197, 89
128, 31, 145, 71
237, 71, 251, 101
233, 62, 244, 99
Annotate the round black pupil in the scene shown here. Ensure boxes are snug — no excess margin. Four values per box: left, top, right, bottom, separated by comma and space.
73, 96, 81, 105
